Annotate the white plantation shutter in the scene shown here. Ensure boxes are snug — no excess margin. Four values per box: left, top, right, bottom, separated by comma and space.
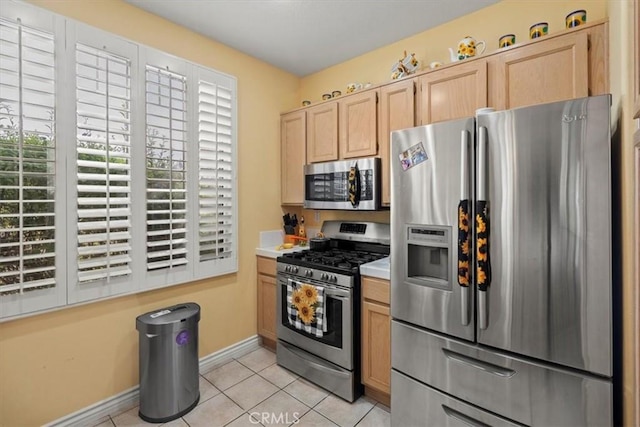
198, 80, 234, 261
75, 43, 132, 284
0, 1, 238, 319
145, 65, 188, 271
0, 18, 57, 295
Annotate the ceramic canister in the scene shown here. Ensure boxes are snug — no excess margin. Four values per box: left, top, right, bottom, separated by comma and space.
498, 34, 516, 48
529, 22, 549, 39
566, 9, 587, 28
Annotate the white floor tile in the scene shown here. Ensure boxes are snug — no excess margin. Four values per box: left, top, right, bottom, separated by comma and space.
237, 347, 277, 372
182, 393, 244, 427
203, 359, 254, 390
224, 374, 279, 410
314, 395, 374, 427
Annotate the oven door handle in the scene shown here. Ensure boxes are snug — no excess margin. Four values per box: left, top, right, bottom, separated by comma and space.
287, 278, 351, 299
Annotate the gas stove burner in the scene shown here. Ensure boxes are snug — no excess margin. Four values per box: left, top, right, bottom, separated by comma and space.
279, 245, 388, 274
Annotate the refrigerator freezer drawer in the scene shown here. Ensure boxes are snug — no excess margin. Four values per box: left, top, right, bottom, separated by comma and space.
392, 321, 612, 426
392, 370, 521, 427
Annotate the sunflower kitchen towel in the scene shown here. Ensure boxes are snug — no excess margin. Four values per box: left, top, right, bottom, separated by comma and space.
287, 279, 326, 337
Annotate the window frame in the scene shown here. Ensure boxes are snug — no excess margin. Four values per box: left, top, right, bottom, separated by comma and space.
0, 1, 238, 320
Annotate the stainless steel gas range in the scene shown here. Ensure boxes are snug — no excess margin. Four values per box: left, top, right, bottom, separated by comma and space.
276, 221, 390, 402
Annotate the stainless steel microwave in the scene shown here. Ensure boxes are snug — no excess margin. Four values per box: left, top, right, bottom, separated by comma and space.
304, 157, 381, 210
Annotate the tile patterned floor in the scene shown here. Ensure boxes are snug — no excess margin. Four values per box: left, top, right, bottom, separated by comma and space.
94, 346, 390, 427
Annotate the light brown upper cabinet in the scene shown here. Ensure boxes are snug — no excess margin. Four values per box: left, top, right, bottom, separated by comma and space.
493, 32, 588, 110
339, 89, 379, 159
306, 101, 339, 163
281, 110, 306, 205
379, 79, 416, 205
418, 60, 488, 125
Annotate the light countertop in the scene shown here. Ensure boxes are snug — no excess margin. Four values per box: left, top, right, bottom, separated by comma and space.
255, 229, 312, 259
255, 230, 390, 280
360, 256, 390, 280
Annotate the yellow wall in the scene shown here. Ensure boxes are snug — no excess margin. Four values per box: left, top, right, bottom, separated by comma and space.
607, 1, 638, 425
300, 0, 608, 102
0, 1, 300, 425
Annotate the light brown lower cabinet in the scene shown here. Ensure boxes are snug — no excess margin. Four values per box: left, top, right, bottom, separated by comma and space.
361, 276, 391, 406
257, 256, 277, 349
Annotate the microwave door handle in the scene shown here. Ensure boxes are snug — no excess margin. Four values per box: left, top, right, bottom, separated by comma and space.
459, 130, 471, 326
348, 162, 360, 208
477, 126, 491, 330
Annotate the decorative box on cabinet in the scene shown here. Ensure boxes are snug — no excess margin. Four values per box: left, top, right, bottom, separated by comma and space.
257, 256, 277, 348
361, 276, 391, 406
281, 110, 306, 205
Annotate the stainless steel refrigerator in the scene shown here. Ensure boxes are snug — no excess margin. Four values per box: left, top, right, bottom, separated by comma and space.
390, 95, 613, 426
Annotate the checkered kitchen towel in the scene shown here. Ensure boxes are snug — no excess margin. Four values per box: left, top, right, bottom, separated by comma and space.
287, 279, 327, 337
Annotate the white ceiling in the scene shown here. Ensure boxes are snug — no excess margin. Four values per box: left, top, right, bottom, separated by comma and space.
124, 0, 499, 77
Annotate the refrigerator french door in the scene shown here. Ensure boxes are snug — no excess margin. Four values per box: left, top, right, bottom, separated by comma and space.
390, 95, 613, 426
390, 117, 475, 342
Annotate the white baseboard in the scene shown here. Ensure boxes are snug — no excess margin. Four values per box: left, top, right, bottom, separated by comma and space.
46, 335, 261, 427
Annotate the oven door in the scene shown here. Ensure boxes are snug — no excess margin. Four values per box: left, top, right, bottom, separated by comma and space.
303, 157, 380, 210
276, 274, 354, 370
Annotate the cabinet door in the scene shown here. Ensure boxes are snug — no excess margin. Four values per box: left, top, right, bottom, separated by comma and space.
418, 60, 487, 125
281, 111, 306, 205
379, 79, 415, 206
494, 32, 588, 110
362, 299, 391, 394
306, 102, 339, 163
339, 89, 378, 159
257, 273, 277, 341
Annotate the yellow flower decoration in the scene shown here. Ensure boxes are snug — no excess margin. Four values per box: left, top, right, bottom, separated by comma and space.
297, 303, 315, 325
477, 238, 487, 261
300, 284, 318, 305
476, 214, 486, 234
477, 269, 486, 285
462, 239, 469, 255
458, 260, 469, 285
292, 290, 306, 309
459, 207, 469, 232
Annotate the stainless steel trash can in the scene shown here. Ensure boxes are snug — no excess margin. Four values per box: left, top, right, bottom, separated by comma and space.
136, 302, 200, 423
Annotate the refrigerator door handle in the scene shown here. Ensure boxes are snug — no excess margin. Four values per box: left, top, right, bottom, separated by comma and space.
459, 130, 471, 326
442, 405, 491, 427
477, 125, 490, 330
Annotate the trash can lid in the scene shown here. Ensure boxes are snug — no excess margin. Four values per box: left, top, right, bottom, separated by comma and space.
136, 302, 201, 332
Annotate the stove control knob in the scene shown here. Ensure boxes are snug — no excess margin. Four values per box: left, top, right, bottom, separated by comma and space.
331, 275, 337, 282
306, 270, 313, 277
320, 273, 327, 280
293, 267, 299, 273
285, 266, 290, 272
